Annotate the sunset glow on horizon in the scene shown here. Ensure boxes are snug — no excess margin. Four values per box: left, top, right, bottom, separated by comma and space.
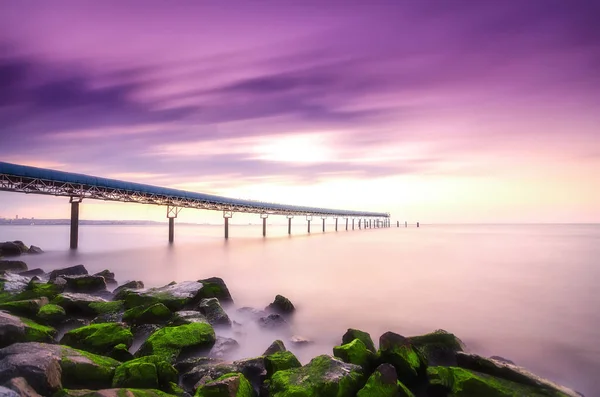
1, 1, 599, 223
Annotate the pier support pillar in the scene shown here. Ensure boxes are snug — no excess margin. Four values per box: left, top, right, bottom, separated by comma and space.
223, 211, 232, 239
307, 215, 312, 234
358, 219, 361, 229
261, 214, 268, 237
345, 218, 348, 231
322, 217, 326, 232
369, 219, 372, 228
167, 205, 181, 244
287, 216, 293, 235
335, 218, 338, 231
69, 197, 82, 249
405, 221, 408, 228
352, 218, 355, 230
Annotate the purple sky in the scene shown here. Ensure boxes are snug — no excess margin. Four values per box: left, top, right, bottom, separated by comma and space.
1, 1, 599, 222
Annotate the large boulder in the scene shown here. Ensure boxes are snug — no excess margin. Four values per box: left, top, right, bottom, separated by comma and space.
0, 273, 30, 295
49, 265, 88, 281
27, 246, 43, 255
15, 281, 64, 301
0, 298, 48, 317
64, 275, 107, 293
0, 261, 27, 273
17, 269, 45, 277
0, 243, 24, 257
112, 355, 177, 392
195, 372, 254, 397
455, 352, 582, 397
136, 322, 216, 363
264, 351, 301, 378
342, 328, 376, 354
0, 342, 120, 395
53, 293, 110, 316
2, 376, 43, 396
123, 304, 172, 325
378, 331, 427, 387
357, 363, 413, 397
94, 270, 116, 285
179, 359, 237, 393
232, 357, 266, 395
112, 281, 144, 296
197, 298, 231, 327
170, 311, 208, 326
408, 329, 464, 366
269, 355, 363, 397
263, 340, 286, 356
37, 304, 67, 325
0, 311, 56, 347
427, 366, 577, 397
266, 295, 295, 315
197, 277, 233, 304
209, 337, 239, 359
89, 301, 124, 316
60, 323, 133, 356
333, 338, 376, 370
116, 281, 205, 311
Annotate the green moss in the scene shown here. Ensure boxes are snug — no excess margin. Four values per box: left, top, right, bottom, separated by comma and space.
37, 303, 67, 324
119, 289, 187, 311
136, 322, 216, 362
0, 298, 47, 317
265, 351, 302, 378
269, 355, 363, 397
357, 370, 398, 397
89, 300, 124, 315
333, 339, 375, 370
16, 281, 63, 300
113, 355, 178, 391
195, 372, 254, 397
20, 316, 57, 342
60, 348, 121, 390
397, 381, 415, 397
61, 323, 133, 355
123, 303, 172, 325
378, 335, 426, 387
408, 329, 463, 365
197, 277, 232, 303
342, 329, 376, 353
111, 343, 134, 362
427, 366, 570, 397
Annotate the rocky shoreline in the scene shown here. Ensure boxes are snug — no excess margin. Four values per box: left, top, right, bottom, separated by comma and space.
0, 241, 584, 397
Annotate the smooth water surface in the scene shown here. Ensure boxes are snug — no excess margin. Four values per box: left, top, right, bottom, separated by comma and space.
1, 223, 598, 395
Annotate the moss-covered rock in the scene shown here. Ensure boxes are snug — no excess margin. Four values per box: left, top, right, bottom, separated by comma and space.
112, 355, 178, 392
264, 351, 301, 378
357, 363, 414, 397
408, 329, 464, 366
89, 301, 125, 315
60, 348, 122, 390
378, 331, 426, 387
0, 272, 32, 295
0, 260, 28, 272
123, 303, 172, 325
117, 281, 205, 311
53, 293, 110, 316
109, 343, 134, 362
0, 297, 48, 317
16, 281, 64, 300
0, 311, 57, 347
194, 372, 254, 397
427, 366, 574, 397
49, 265, 88, 281
342, 328, 376, 354
169, 310, 208, 326
197, 298, 231, 327
269, 355, 363, 397
54, 389, 177, 397
113, 280, 145, 297
197, 277, 233, 304
136, 322, 216, 363
266, 295, 294, 315
263, 340, 286, 356
64, 275, 108, 293
61, 323, 133, 355
333, 339, 376, 370
37, 303, 67, 325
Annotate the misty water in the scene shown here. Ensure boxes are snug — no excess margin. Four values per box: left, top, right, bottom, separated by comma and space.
1, 223, 598, 395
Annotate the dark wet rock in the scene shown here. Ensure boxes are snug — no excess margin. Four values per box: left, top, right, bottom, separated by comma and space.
16, 269, 44, 277
0, 311, 56, 347
209, 337, 239, 359
169, 310, 208, 326
194, 373, 253, 397
112, 355, 178, 392
26, 246, 43, 255
179, 359, 237, 393
233, 357, 266, 394
54, 389, 174, 397
123, 303, 172, 326
136, 322, 216, 363
88, 301, 124, 317
64, 275, 108, 293
455, 352, 582, 396
60, 323, 133, 356
490, 355, 516, 365
289, 335, 312, 346
0, 273, 30, 294
197, 277, 233, 304
15, 281, 64, 301
0, 298, 48, 317
264, 351, 301, 378
263, 340, 286, 356
116, 281, 204, 311
269, 355, 363, 397
408, 329, 464, 366
256, 313, 290, 332
2, 376, 42, 397
109, 343, 134, 362
378, 331, 427, 387
197, 298, 231, 327
342, 328, 376, 354
236, 307, 266, 321
333, 338, 376, 370
0, 243, 24, 257
53, 293, 109, 317
0, 385, 19, 396
266, 295, 295, 315
36, 304, 67, 325
356, 363, 407, 397
49, 265, 88, 281
112, 281, 144, 296
94, 270, 116, 285
0, 342, 120, 395
0, 261, 27, 273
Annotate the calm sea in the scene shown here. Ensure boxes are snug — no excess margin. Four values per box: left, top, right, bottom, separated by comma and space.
1, 223, 598, 395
